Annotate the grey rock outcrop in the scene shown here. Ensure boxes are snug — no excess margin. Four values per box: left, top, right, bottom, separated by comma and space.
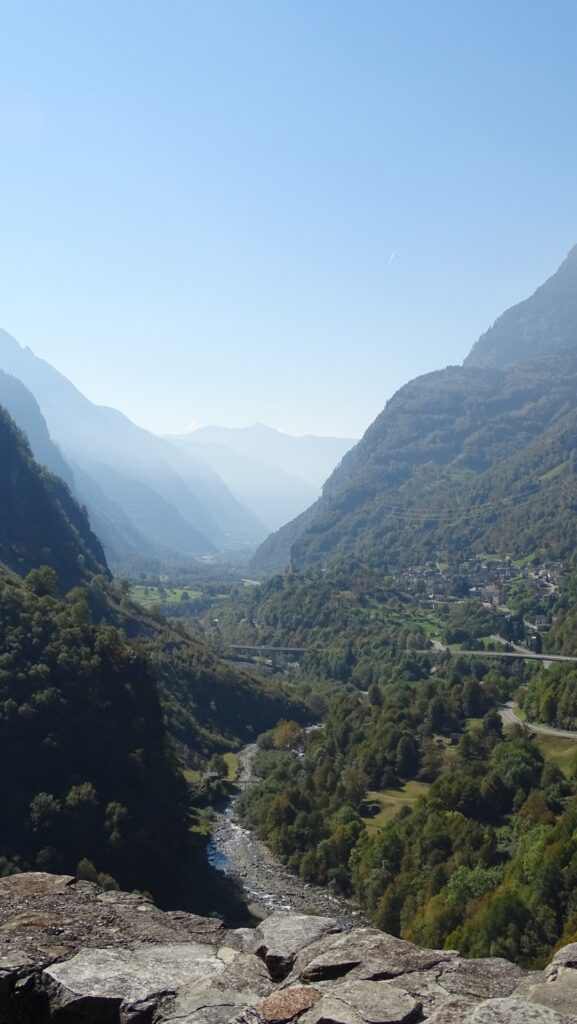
1, 873, 577, 1024
249, 914, 340, 980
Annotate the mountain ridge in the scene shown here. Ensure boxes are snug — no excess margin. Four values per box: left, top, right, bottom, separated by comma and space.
0, 403, 109, 589
0, 331, 265, 564
167, 433, 319, 531
465, 243, 577, 369
253, 244, 577, 574
189, 422, 356, 489
0, 370, 75, 488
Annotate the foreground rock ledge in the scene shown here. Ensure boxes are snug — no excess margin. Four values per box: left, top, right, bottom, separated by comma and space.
1, 874, 577, 1023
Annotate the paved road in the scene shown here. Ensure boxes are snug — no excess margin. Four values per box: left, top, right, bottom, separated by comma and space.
490, 634, 530, 655
425, 645, 577, 664
499, 702, 577, 740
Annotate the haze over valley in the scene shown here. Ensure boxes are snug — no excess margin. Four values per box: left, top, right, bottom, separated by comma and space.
0, 328, 356, 567
5, 6, 577, 1020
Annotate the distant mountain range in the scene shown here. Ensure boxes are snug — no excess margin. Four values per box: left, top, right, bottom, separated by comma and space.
0, 330, 271, 561
0, 370, 74, 489
254, 244, 577, 574
186, 424, 356, 488
166, 425, 355, 532
0, 331, 353, 565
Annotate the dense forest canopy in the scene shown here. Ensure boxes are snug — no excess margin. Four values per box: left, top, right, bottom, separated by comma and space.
0, 400, 309, 912
239, 654, 577, 965
0, 572, 189, 900
218, 519, 577, 965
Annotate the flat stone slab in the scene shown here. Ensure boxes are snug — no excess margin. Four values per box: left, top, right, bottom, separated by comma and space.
424, 994, 479, 1022
300, 979, 421, 1024
43, 942, 228, 1016
437, 956, 526, 999
298, 929, 453, 983
163, 947, 273, 1023
547, 945, 577, 977
251, 913, 341, 979
163, 981, 264, 1024
514, 972, 577, 1022
379, 970, 475, 1020
255, 985, 322, 1022
465, 995, 577, 1023
0, 873, 75, 898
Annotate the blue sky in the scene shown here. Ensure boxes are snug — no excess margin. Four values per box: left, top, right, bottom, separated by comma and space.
1, 1, 577, 438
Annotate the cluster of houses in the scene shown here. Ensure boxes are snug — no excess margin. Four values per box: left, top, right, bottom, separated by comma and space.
395, 555, 565, 627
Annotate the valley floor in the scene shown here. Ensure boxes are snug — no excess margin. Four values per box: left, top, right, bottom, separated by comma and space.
207, 744, 363, 923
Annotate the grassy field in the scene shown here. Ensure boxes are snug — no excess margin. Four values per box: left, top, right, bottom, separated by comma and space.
131, 584, 202, 608
187, 806, 214, 837
502, 710, 577, 776
223, 752, 240, 782
533, 733, 577, 777
183, 750, 239, 785
466, 717, 485, 730
384, 607, 443, 637
362, 781, 431, 831
512, 552, 538, 567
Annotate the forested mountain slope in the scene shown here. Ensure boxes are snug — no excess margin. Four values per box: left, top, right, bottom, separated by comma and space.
0, 330, 265, 562
254, 247, 577, 573
466, 243, 577, 369
0, 413, 306, 907
0, 370, 74, 488
0, 398, 304, 751
0, 406, 108, 589
240, 680, 577, 966
84, 573, 309, 755
0, 575, 189, 902
0, 370, 194, 564
0, 568, 307, 902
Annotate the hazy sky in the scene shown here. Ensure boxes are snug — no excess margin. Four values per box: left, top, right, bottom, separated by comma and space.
1, 1, 577, 439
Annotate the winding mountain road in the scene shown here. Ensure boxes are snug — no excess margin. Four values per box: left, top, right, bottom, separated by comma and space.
499, 702, 577, 740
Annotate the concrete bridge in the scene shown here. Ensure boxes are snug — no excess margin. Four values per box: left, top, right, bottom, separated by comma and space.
224, 644, 310, 667
420, 647, 577, 664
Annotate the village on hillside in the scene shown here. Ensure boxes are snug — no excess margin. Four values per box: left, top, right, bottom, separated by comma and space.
395, 555, 566, 639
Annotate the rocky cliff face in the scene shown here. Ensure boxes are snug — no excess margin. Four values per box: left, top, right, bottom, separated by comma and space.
1, 873, 576, 1024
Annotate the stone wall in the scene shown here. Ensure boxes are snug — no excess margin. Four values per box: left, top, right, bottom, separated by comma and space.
0, 873, 576, 1023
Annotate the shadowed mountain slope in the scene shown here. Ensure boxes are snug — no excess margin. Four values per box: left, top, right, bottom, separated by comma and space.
0, 331, 265, 562
0, 405, 108, 589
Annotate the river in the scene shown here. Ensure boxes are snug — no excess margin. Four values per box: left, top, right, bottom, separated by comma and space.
206, 744, 364, 923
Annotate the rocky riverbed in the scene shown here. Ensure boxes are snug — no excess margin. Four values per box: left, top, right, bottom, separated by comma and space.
207, 744, 363, 922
